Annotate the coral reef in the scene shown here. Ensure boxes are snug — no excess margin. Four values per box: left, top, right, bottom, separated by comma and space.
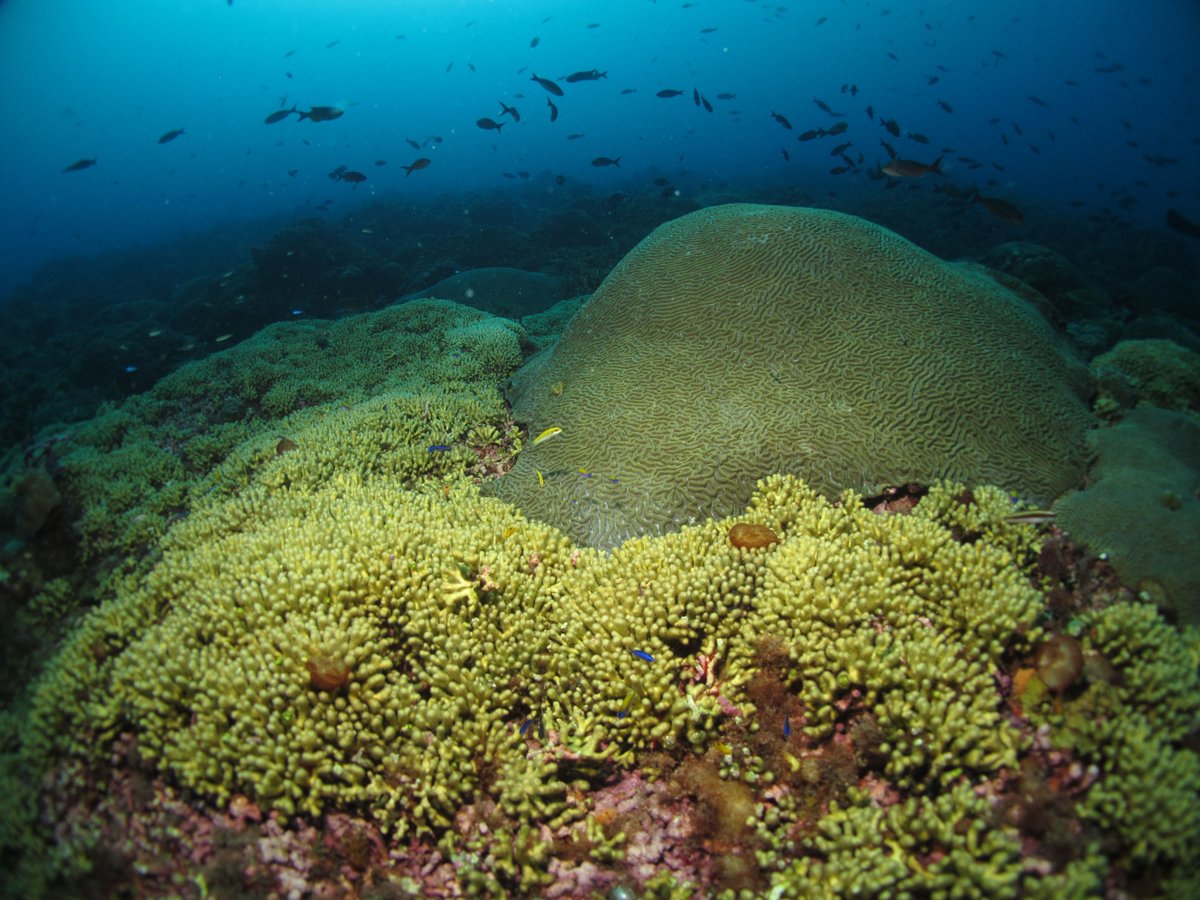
11, 444, 1196, 896
491, 203, 1093, 548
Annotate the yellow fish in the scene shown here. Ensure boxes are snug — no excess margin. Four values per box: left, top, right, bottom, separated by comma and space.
536, 469, 545, 487
531, 426, 562, 446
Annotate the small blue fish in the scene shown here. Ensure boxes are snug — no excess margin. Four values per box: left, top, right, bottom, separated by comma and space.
519, 719, 533, 736
783, 715, 792, 738
427, 444, 452, 453
631, 649, 654, 662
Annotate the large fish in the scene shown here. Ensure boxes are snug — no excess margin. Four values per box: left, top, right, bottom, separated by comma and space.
530, 73, 564, 96
881, 155, 944, 178
297, 106, 344, 122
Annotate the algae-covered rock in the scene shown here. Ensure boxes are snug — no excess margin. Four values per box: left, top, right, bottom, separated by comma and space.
1055, 406, 1200, 624
403, 266, 567, 318
1092, 338, 1200, 414
491, 203, 1093, 547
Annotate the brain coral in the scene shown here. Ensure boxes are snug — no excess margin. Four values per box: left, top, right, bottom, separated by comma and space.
489, 203, 1093, 547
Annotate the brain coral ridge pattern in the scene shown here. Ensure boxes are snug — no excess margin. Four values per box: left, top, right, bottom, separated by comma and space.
491, 203, 1094, 548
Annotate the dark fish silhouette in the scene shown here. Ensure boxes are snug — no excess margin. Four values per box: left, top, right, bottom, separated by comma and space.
530, 36, 540, 49
1166, 209, 1200, 239
907, 132, 931, 145
825, 121, 848, 136
656, 89, 684, 98
882, 155, 944, 178
340, 171, 366, 185
882, 118, 901, 137
401, 158, 431, 176
547, 98, 558, 121
937, 100, 954, 114
499, 101, 520, 122
565, 69, 606, 83
716, 92, 736, 100
701, 94, 712, 113
880, 139, 897, 158
158, 128, 185, 144
591, 156, 621, 167
971, 188, 1024, 224
297, 106, 344, 122
530, 73, 564, 96
771, 110, 792, 130
264, 106, 297, 124
62, 158, 96, 172
476, 117, 505, 132
1027, 95, 1049, 107
405, 137, 421, 150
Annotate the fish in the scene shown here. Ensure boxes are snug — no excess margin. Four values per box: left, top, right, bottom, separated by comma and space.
62, 158, 96, 172
813, 97, 834, 115
693, 88, 701, 107
701, 94, 712, 113
907, 132, 931, 144
716, 92, 736, 100
630, 649, 654, 662
530, 73, 564, 96
536, 469, 545, 486
499, 101, 520, 122
427, 444, 452, 453
881, 155, 944, 178
781, 148, 790, 161
264, 106, 297, 124
591, 156, 621, 167
405, 137, 421, 150
880, 139, 897, 158
825, 121, 848, 136
401, 158, 431, 176
783, 715, 792, 738
771, 110, 792, 130
547, 97, 558, 121
476, 117, 505, 132
374, 159, 387, 166
565, 69, 607, 82
1166, 208, 1200, 239
656, 89, 684, 98
1003, 509, 1056, 525
566, 132, 585, 140
882, 118, 901, 137
530, 36, 540, 49
297, 106, 344, 122
829, 165, 850, 175
937, 100, 955, 114
531, 426, 562, 446
971, 188, 1024, 225
830, 141, 852, 156
797, 129, 822, 142
700, 26, 717, 33
157, 128, 185, 144
340, 171, 366, 186
1027, 95, 1049, 107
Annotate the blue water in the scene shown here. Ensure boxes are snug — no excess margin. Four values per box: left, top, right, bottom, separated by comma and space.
0, 0, 1197, 301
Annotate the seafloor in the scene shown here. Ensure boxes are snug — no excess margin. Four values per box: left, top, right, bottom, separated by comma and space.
1, 178, 1198, 898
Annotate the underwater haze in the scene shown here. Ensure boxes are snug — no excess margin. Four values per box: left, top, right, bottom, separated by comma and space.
1, 0, 1198, 300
